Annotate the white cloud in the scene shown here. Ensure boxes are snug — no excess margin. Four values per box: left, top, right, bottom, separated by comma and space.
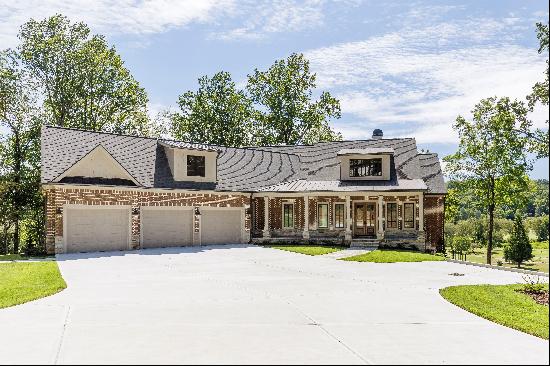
0, 0, 233, 48
305, 16, 549, 143
212, 0, 327, 40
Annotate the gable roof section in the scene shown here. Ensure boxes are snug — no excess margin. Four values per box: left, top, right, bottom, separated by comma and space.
53, 145, 141, 186
41, 126, 446, 194
41, 126, 158, 187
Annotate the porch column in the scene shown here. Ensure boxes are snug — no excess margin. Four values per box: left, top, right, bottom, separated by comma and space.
377, 195, 384, 240
303, 195, 310, 239
263, 196, 270, 238
345, 195, 352, 241
418, 192, 424, 231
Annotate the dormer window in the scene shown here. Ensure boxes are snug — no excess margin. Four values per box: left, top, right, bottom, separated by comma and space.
187, 155, 205, 177
349, 158, 382, 177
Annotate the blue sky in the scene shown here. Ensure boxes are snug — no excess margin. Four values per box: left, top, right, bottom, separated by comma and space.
1, 0, 549, 178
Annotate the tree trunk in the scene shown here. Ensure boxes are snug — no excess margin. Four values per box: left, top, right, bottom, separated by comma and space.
13, 132, 21, 254
486, 177, 495, 265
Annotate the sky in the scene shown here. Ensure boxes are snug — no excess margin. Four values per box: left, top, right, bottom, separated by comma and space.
1, 0, 549, 178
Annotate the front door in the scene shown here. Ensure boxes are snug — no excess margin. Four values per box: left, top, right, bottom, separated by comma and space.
353, 202, 377, 237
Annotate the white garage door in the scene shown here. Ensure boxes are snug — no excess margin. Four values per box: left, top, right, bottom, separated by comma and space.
201, 209, 243, 245
141, 208, 193, 248
65, 207, 130, 253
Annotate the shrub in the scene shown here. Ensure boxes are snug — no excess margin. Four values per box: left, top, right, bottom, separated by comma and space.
504, 214, 533, 268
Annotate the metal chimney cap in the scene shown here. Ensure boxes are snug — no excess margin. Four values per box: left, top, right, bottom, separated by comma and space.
372, 129, 383, 138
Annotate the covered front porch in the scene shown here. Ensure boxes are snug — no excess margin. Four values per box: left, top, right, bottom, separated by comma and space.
251, 192, 427, 250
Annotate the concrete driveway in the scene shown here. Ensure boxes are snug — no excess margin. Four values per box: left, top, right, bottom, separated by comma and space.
1, 245, 548, 365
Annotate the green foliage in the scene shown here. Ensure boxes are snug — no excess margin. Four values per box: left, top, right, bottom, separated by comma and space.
246, 53, 342, 145
440, 284, 549, 339
526, 216, 549, 242
522, 275, 547, 293
526, 22, 549, 158
504, 214, 533, 267
444, 96, 532, 264
170, 72, 255, 147
450, 236, 472, 255
18, 14, 151, 135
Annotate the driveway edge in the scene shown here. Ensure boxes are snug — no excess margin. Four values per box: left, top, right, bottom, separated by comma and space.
446, 258, 549, 278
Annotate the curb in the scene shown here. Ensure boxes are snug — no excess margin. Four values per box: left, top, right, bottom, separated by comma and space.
446, 258, 549, 278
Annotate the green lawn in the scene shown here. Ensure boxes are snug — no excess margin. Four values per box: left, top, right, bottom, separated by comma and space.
440, 284, 549, 339
341, 249, 445, 263
0, 262, 67, 309
449, 244, 549, 273
267, 245, 345, 256
340, 249, 445, 263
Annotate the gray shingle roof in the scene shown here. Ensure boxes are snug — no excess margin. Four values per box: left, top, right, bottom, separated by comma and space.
41, 126, 446, 194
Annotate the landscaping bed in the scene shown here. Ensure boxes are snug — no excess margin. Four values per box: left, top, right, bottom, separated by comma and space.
341, 249, 445, 263
0, 262, 67, 309
440, 284, 549, 339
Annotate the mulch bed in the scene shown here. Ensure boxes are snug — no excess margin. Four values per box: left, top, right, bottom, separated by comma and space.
517, 289, 549, 306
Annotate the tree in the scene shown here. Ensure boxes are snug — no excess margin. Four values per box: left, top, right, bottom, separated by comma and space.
247, 53, 342, 145
18, 14, 151, 135
526, 22, 549, 158
170, 72, 255, 147
504, 214, 533, 268
0, 50, 42, 253
444, 97, 532, 264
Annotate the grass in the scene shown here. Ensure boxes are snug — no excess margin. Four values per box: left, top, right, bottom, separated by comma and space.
449, 243, 549, 273
267, 245, 345, 256
440, 284, 549, 339
341, 249, 445, 263
0, 262, 67, 309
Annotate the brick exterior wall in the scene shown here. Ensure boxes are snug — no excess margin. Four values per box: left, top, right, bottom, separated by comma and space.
424, 195, 445, 252
44, 186, 251, 254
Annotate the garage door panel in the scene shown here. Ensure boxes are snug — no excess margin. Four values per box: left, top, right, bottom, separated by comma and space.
201, 210, 242, 245
66, 208, 130, 253
141, 209, 193, 248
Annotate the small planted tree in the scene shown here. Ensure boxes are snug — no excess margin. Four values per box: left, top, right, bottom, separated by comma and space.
504, 214, 533, 268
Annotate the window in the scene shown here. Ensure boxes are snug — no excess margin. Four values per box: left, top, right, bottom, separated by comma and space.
187, 155, 205, 177
404, 203, 415, 229
349, 158, 382, 177
334, 203, 345, 228
283, 203, 294, 229
387, 203, 397, 229
318, 203, 329, 228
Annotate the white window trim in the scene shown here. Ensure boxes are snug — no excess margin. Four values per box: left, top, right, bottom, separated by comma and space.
317, 202, 330, 229
403, 202, 416, 230
282, 202, 295, 229
333, 202, 346, 229
385, 201, 399, 230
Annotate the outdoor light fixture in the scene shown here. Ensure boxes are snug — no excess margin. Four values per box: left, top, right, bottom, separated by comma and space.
194, 207, 201, 215
56, 207, 62, 215
132, 207, 139, 215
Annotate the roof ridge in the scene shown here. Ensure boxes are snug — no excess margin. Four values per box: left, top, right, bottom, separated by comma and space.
43, 124, 159, 141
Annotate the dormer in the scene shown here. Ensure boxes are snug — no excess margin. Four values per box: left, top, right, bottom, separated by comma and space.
161, 142, 218, 183
337, 148, 394, 181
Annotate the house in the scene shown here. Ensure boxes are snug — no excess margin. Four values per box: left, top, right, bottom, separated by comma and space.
41, 126, 446, 254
